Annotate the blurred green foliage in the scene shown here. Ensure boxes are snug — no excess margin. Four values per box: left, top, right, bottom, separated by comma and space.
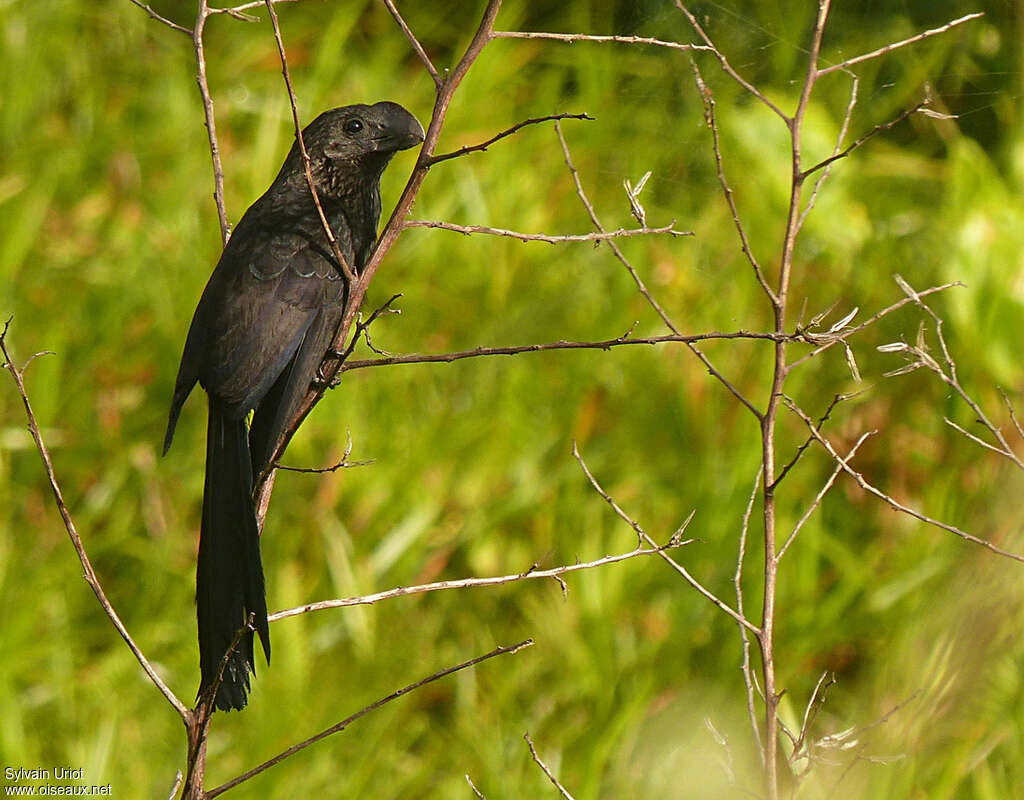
2, 1, 1023, 797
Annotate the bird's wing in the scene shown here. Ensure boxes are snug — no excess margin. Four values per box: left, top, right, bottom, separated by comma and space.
188, 225, 348, 419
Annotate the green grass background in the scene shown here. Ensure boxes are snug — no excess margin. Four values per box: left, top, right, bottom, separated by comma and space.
2, 0, 1023, 797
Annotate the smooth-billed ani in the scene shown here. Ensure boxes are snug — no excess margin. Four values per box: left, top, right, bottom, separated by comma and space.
164, 102, 424, 711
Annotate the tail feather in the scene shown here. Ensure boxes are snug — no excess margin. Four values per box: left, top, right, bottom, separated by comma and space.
198, 400, 270, 711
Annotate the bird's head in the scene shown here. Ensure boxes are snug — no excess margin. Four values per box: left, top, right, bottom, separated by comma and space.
304, 101, 424, 169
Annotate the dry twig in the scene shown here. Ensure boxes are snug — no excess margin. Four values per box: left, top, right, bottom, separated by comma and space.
784, 396, 1024, 563
0, 320, 189, 720
269, 537, 690, 622
207, 640, 534, 797
524, 733, 576, 800
572, 441, 759, 634
428, 113, 593, 164
404, 220, 690, 243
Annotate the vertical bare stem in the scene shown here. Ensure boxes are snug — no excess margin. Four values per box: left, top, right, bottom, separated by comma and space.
737, 469, 764, 763
758, 3, 831, 796
192, 0, 230, 244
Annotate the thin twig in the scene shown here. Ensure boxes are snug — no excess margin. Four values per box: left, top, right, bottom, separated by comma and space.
207, 640, 534, 797
675, 2, 789, 122
554, 122, 678, 333
274, 428, 374, 473
167, 771, 183, 800
128, 0, 190, 34
885, 276, 1024, 471
778, 431, 873, 560
736, 469, 764, 762
784, 396, 1024, 563
275, 458, 375, 474
524, 733, 576, 800
333, 293, 404, 367
773, 393, 848, 490
193, 1, 230, 243
493, 30, 711, 54
690, 59, 775, 304
429, 113, 594, 164
381, 0, 441, 87
817, 13, 984, 76
791, 671, 837, 776
555, 122, 763, 421
797, 71, 858, 232
825, 691, 921, 797
404, 220, 691, 243
785, 282, 962, 374
572, 442, 759, 634
340, 330, 788, 372
1001, 389, 1024, 442
269, 538, 690, 621
208, 0, 299, 16
801, 101, 929, 178
265, 0, 355, 282
0, 321, 189, 719
465, 774, 487, 799
943, 418, 1013, 460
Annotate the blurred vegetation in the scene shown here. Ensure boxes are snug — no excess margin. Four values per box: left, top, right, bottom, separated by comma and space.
1, 0, 1023, 797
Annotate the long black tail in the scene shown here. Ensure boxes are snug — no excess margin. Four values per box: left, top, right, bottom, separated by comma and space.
197, 399, 270, 711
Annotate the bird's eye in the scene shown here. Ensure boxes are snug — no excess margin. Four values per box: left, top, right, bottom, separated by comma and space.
344, 118, 364, 135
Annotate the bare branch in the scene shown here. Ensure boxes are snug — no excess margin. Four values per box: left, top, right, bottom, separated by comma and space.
341, 328, 790, 373
554, 122, 679, 332
801, 101, 928, 178
404, 219, 691, 243
791, 671, 837, 775
493, 30, 710, 55
524, 733, 576, 800
167, 771, 183, 800
193, 1, 231, 243
881, 276, 1024, 471
784, 396, 1024, 563
465, 774, 487, 799
0, 321, 189, 720
737, 469, 764, 762
785, 282, 962, 374
817, 13, 984, 77
265, 0, 356, 282
269, 538, 690, 622
429, 113, 593, 164
572, 441, 760, 635
778, 431, 873, 560
1001, 389, 1024, 442
128, 0, 190, 34
555, 122, 763, 420
381, 0, 441, 87
675, 3, 789, 122
208, 0, 298, 16
797, 71, 858, 232
275, 430, 375, 473
773, 392, 849, 490
208, 639, 534, 797
691, 59, 776, 304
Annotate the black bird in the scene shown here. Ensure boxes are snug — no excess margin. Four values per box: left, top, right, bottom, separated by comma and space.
164, 102, 424, 711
